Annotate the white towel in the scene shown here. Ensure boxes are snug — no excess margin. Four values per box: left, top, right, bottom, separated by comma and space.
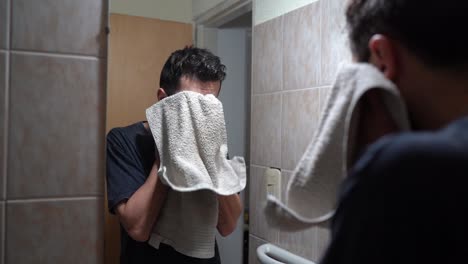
149, 190, 219, 258
145, 91, 246, 258
265, 63, 411, 230
146, 91, 246, 195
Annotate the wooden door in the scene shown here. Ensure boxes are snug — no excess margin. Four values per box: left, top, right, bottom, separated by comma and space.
106, 13, 192, 264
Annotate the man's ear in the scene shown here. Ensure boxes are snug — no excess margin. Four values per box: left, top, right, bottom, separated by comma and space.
157, 88, 168, 101
368, 34, 398, 81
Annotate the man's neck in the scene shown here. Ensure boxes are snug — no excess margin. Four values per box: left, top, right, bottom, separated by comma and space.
412, 71, 468, 130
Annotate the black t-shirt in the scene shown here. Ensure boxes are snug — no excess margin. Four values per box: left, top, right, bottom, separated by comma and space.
320, 117, 468, 264
106, 121, 221, 264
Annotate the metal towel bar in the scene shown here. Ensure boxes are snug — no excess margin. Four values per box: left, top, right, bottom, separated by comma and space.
256, 243, 316, 264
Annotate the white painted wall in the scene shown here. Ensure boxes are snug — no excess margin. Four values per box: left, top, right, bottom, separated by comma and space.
197, 26, 218, 53
110, 0, 192, 23
253, 0, 319, 25
216, 28, 251, 264
218, 29, 249, 159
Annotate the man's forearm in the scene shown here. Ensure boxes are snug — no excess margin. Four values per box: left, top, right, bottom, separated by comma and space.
116, 162, 168, 242
217, 194, 243, 236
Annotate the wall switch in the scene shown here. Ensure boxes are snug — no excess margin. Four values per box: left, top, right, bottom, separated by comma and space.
265, 167, 281, 198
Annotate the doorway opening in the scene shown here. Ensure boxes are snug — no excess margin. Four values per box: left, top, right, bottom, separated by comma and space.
195, 6, 253, 264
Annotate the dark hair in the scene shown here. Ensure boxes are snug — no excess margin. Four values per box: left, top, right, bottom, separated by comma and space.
159, 47, 226, 96
346, 0, 468, 68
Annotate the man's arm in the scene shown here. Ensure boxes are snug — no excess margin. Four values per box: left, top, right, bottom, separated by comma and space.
217, 194, 243, 237
115, 161, 168, 242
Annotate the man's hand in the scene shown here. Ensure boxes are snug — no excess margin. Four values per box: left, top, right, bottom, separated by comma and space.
217, 194, 243, 237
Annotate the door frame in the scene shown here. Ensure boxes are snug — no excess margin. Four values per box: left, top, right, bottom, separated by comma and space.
193, 0, 252, 48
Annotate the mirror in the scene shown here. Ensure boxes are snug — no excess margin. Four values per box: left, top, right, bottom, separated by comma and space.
106, 1, 252, 264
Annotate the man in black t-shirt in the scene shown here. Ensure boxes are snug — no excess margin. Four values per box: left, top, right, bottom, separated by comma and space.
320, 1, 468, 263
106, 47, 242, 264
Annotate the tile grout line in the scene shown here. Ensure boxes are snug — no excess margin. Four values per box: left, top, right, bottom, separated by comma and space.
252, 85, 332, 97
3, 0, 10, 261
7, 196, 103, 204
3, 0, 10, 200
3, 7, 10, 200
250, 164, 293, 173
280, 13, 287, 173
279, 14, 285, 183
3, 52, 8, 202
317, 0, 323, 88
281, 14, 285, 93
250, 233, 268, 243
10, 50, 103, 61
6, 0, 10, 50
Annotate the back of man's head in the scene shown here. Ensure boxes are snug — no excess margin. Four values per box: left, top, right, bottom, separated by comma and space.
159, 47, 226, 96
346, 0, 468, 70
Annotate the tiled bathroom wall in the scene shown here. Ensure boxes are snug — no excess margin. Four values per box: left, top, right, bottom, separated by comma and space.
0, 0, 108, 263
249, 0, 351, 262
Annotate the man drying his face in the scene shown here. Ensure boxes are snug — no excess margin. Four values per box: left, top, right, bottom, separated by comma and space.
106, 47, 243, 264
321, 1, 468, 263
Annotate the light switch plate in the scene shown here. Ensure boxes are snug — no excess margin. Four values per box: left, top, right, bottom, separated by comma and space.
265, 167, 281, 198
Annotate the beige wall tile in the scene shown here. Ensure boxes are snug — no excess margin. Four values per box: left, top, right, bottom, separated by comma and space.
0, 0, 7, 49
8, 54, 105, 198
321, 0, 352, 85
251, 94, 282, 168
278, 228, 318, 262
283, 2, 321, 90
0, 52, 5, 199
249, 235, 267, 264
319, 86, 332, 114
280, 170, 291, 200
278, 171, 318, 261
249, 166, 280, 243
252, 16, 283, 94
281, 88, 321, 170
11, 0, 107, 56
317, 222, 331, 260
6, 198, 103, 264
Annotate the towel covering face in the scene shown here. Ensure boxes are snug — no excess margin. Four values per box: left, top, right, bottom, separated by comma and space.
145, 91, 246, 258
146, 91, 246, 195
265, 63, 411, 230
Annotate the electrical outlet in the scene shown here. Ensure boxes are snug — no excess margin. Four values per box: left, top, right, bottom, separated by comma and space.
264, 167, 281, 198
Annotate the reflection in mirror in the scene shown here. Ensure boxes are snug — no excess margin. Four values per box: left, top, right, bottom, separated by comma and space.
105, 1, 252, 264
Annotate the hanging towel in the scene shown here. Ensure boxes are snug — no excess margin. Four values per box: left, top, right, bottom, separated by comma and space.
265, 63, 411, 230
145, 91, 246, 258
149, 189, 219, 258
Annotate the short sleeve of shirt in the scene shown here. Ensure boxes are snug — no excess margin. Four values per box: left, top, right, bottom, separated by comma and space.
106, 128, 148, 214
